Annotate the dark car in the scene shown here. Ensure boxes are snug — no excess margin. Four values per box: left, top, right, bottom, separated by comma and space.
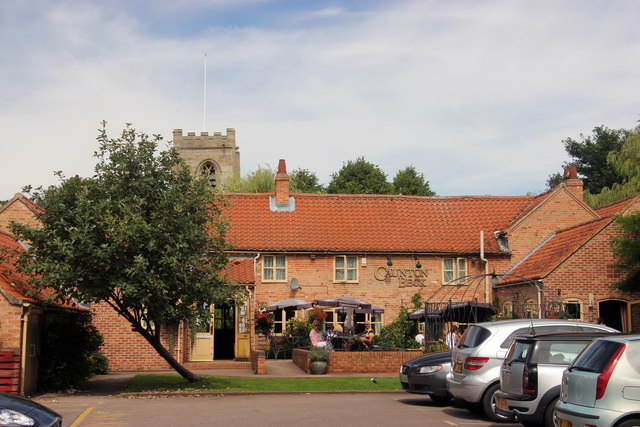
495, 331, 617, 427
400, 351, 452, 404
0, 392, 62, 427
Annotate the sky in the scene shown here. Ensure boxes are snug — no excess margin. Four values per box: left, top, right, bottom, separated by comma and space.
2, 0, 639, 201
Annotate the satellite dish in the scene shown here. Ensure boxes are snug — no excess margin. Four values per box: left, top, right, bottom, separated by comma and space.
290, 278, 300, 290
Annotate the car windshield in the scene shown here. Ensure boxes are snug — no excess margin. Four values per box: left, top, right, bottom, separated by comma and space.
570, 340, 623, 373
457, 325, 490, 348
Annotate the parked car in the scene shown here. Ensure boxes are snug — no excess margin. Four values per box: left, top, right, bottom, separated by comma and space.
400, 350, 452, 404
446, 319, 618, 422
555, 334, 640, 427
0, 392, 62, 427
495, 332, 617, 427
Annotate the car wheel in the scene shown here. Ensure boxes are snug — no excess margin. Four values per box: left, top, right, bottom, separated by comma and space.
429, 394, 452, 405
482, 383, 515, 423
616, 419, 640, 427
544, 397, 558, 427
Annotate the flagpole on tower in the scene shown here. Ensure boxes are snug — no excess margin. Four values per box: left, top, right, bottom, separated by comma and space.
203, 53, 207, 131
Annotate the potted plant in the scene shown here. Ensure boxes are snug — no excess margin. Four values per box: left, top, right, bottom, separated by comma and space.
307, 347, 330, 375
254, 309, 274, 336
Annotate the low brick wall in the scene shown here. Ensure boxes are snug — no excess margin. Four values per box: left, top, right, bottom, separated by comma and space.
250, 349, 266, 375
293, 348, 422, 374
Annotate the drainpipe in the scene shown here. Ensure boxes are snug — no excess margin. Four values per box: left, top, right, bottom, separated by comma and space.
480, 231, 489, 302
20, 303, 31, 395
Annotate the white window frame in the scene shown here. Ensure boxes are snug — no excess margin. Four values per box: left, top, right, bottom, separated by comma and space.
562, 298, 583, 320
334, 255, 359, 283
443, 257, 467, 284
263, 255, 287, 282
272, 309, 295, 335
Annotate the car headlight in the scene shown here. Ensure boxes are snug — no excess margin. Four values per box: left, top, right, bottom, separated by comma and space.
419, 365, 443, 374
0, 409, 35, 426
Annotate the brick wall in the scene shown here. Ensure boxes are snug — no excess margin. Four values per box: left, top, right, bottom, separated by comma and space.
0, 298, 23, 349
250, 349, 266, 374
0, 197, 40, 235
292, 348, 423, 374
507, 189, 597, 265
0, 349, 20, 393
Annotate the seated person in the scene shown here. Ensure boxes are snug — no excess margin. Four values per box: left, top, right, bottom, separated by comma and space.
351, 321, 375, 351
323, 324, 336, 341
309, 320, 327, 348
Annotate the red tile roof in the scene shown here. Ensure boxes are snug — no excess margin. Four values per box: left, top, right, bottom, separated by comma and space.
224, 193, 536, 254
594, 195, 639, 217
223, 258, 255, 283
0, 231, 78, 308
504, 216, 613, 281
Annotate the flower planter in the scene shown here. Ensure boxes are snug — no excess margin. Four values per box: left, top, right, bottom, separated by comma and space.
310, 360, 328, 375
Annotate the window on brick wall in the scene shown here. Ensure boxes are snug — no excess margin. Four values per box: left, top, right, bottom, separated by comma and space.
563, 299, 582, 320
272, 309, 295, 334
443, 258, 467, 284
263, 255, 287, 282
334, 255, 358, 282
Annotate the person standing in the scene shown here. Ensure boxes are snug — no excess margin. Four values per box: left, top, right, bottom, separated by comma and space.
446, 325, 459, 349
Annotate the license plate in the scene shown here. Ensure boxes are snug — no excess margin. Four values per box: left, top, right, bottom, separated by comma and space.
400, 374, 408, 383
497, 397, 508, 410
558, 419, 572, 427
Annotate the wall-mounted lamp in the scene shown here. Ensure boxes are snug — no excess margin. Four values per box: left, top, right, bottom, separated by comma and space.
387, 256, 393, 266
415, 259, 422, 269
588, 293, 594, 308
310, 254, 316, 260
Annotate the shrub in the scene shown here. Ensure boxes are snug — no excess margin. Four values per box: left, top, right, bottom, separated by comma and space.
308, 347, 331, 362
284, 318, 311, 349
38, 309, 106, 392
375, 306, 420, 349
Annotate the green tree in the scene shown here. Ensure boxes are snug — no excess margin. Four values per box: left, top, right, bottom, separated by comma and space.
392, 166, 435, 196
290, 168, 325, 193
327, 157, 393, 194
585, 128, 640, 207
611, 212, 640, 292
375, 306, 419, 349
546, 172, 563, 190
561, 126, 629, 194
224, 165, 275, 193
11, 123, 238, 383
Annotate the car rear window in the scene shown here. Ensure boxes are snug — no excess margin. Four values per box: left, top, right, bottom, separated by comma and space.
506, 340, 531, 364
531, 341, 591, 364
457, 325, 491, 348
570, 340, 623, 373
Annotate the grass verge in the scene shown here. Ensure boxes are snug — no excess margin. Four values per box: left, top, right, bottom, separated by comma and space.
129, 374, 402, 393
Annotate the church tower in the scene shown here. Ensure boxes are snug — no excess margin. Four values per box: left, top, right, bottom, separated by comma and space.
172, 128, 240, 189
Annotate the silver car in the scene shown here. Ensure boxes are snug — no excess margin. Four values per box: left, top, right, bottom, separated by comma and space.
446, 319, 618, 422
555, 334, 640, 427
496, 332, 617, 427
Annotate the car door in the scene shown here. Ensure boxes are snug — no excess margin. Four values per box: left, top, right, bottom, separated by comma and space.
500, 340, 530, 395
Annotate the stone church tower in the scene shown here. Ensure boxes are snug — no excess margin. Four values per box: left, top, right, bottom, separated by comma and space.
172, 128, 240, 189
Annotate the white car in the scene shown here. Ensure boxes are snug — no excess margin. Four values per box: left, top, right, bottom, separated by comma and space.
554, 334, 640, 427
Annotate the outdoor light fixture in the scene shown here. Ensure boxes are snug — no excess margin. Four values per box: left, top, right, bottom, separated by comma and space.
415, 259, 422, 269
310, 254, 316, 260
387, 256, 393, 266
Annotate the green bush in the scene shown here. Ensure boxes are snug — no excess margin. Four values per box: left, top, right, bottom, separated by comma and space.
284, 318, 311, 349
38, 309, 107, 392
375, 306, 420, 349
89, 351, 110, 375
308, 347, 331, 362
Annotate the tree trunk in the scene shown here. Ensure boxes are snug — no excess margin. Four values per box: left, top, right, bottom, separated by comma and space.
148, 338, 202, 383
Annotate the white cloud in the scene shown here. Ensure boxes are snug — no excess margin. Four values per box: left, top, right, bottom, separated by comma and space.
2, 0, 640, 201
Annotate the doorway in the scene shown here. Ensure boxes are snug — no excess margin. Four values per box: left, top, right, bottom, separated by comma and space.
598, 299, 628, 332
214, 304, 235, 359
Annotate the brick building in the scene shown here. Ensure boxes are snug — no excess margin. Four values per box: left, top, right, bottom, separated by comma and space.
2, 153, 639, 372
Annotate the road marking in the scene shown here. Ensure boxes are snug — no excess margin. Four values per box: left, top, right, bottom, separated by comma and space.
70, 406, 94, 427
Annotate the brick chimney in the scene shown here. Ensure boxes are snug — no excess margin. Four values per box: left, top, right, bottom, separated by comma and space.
563, 166, 583, 200
275, 159, 290, 205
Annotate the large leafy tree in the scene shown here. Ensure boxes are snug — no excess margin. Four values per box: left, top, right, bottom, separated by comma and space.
585, 127, 640, 207
290, 168, 325, 193
327, 157, 393, 194
392, 166, 435, 196
11, 123, 238, 383
612, 212, 640, 292
560, 126, 629, 193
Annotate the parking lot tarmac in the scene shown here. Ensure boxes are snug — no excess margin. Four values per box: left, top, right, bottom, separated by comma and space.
36, 393, 522, 427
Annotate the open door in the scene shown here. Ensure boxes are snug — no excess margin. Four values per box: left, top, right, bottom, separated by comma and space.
214, 304, 235, 359
191, 306, 214, 361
